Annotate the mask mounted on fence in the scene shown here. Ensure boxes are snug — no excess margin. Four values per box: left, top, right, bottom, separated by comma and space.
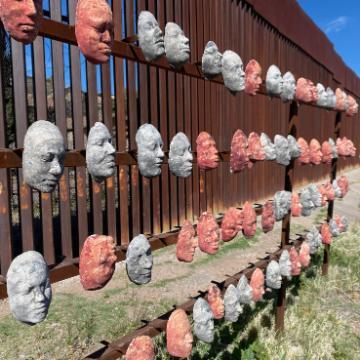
305, 226, 322, 254
75, 0, 114, 64
237, 275, 253, 304
289, 247, 301, 276
280, 71, 296, 102
221, 207, 243, 242
7, 251, 51, 325
346, 95, 359, 117
266, 65, 283, 96
197, 212, 219, 255
261, 200, 275, 233
287, 135, 301, 159
248, 132, 266, 161
274, 190, 292, 221
136, 124, 164, 178
137, 10, 165, 62
242, 201, 257, 238
230, 129, 249, 172
260, 133, 276, 160
23, 120, 65, 193
196, 131, 219, 170
296, 78, 318, 103
300, 188, 315, 216
202, 41, 223, 79
279, 249, 292, 278
316, 83, 328, 107
79, 234, 117, 290
125, 336, 155, 360
0, 0, 42, 44
222, 50, 245, 93
176, 220, 197, 262
337, 175, 349, 197
169, 132, 193, 178
193, 298, 214, 343
224, 284, 242, 322
309, 139, 322, 165
266, 260, 282, 289
321, 141, 333, 165
274, 134, 291, 166
245, 59, 262, 96
326, 87, 337, 108
321, 223, 332, 245
166, 309, 193, 358
207, 284, 224, 319
164, 22, 190, 68
126, 234, 153, 285
299, 242, 311, 267
291, 193, 302, 217
335, 88, 349, 111
297, 137, 310, 165
86, 122, 116, 183
250, 268, 265, 302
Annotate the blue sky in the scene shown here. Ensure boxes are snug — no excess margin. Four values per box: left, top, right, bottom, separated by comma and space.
297, 0, 360, 76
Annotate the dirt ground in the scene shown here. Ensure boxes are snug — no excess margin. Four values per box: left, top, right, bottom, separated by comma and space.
0, 166, 359, 354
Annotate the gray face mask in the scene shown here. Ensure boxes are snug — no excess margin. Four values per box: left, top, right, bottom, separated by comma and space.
266, 260, 282, 289
221, 50, 245, 93
7, 251, 52, 325
274, 190, 292, 221
328, 138, 338, 159
237, 275, 253, 304
266, 65, 283, 96
164, 22, 190, 68
260, 133, 276, 160
126, 234, 153, 285
168, 132, 193, 178
23, 120, 65, 193
86, 122, 116, 183
280, 71, 296, 102
202, 41, 222, 79
136, 124, 164, 178
307, 184, 323, 208
329, 219, 340, 237
305, 226, 322, 254
193, 298, 214, 343
340, 216, 349, 232
300, 188, 315, 216
279, 250, 291, 279
224, 284, 242, 322
332, 180, 342, 198
137, 11, 165, 61
274, 135, 291, 166
316, 83, 328, 107
287, 135, 301, 159
326, 87, 336, 108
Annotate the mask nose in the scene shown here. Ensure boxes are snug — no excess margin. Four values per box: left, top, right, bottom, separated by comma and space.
33, 287, 46, 302
106, 141, 116, 155
102, 30, 112, 45
157, 147, 164, 160
49, 159, 62, 176
25, 0, 37, 18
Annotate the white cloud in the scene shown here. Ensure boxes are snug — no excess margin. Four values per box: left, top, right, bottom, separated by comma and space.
324, 16, 349, 34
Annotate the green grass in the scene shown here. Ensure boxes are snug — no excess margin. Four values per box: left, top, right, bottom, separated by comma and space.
1, 225, 359, 360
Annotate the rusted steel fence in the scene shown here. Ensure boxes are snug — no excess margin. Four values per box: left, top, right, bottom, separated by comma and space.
0, 0, 359, 291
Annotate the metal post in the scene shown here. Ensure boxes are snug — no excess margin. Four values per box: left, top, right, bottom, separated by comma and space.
275, 101, 298, 333
322, 111, 342, 276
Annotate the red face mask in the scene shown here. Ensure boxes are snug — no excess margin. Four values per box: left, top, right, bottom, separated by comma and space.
196, 132, 219, 170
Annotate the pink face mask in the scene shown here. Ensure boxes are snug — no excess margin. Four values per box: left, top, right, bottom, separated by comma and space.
221, 207, 243, 242
291, 193, 302, 217
297, 137, 310, 164
242, 201, 257, 238
245, 59, 262, 96
309, 139, 323, 165
126, 336, 155, 360
250, 268, 265, 302
248, 132, 266, 162
337, 175, 349, 197
299, 242, 310, 267
196, 132, 219, 170
321, 223, 332, 244
317, 184, 328, 206
207, 284, 225, 319
321, 141, 333, 164
166, 309, 193, 358
323, 182, 335, 201
79, 234, 117, 290
296, 78, 318, 103
343, 137, 356, 157
335, 88, 347, 111
230, 129, 249, 173
176, 220, 198, 262
346, 95, 359, 117
0, 0, 43, 44
75, 0, 114, 64
336, 137, 348, 157
334, 215, 346, 232
261, 200, 275, 233
289, 247, 301, 276
197, 212, 220, 254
